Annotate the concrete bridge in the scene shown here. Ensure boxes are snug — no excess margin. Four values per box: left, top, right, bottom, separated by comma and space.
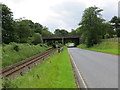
43, 35, 80, 46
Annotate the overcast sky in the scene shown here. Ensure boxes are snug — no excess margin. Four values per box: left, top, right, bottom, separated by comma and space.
0, 0, 119, 32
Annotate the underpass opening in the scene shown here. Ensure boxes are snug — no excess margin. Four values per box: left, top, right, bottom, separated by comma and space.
43, 35, 80, 47
64, 38, 80, 47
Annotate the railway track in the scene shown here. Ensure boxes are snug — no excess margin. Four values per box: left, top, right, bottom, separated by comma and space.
0, 48, 56, 79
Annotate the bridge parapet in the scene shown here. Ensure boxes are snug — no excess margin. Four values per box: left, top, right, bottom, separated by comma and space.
43, 35, 80, 39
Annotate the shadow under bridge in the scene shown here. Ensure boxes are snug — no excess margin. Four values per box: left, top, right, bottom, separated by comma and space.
43, 35, 80, 46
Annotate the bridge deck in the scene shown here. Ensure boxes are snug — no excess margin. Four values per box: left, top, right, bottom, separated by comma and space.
43, 35, 80, 39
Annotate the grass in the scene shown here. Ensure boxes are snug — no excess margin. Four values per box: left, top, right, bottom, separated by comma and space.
0, 45, 2, 68
77, 40, 119, 55
10, 48, 76, 88
65, 43, 72, 46
2, 43, 50, 68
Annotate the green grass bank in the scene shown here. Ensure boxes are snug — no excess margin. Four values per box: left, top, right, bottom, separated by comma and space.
9, 48, 76, 88
2, 43, 50, 68
77, 39, 118, 55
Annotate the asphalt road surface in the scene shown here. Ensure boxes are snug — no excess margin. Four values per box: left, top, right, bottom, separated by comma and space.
68, 46, 118, 88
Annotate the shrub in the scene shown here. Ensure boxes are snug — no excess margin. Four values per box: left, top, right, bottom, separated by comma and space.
104, 34, 110, 39
33, 33, 43, 45
13, 45, 19, 52
9, 42, 20, 52
113, 35, 117, 38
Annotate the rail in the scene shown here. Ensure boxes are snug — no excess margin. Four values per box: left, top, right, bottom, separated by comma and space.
1, 48, 56, 79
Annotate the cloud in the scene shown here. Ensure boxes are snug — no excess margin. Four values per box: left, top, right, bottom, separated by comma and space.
119, 1, 120, 17
102, 0, 118, 21
43, 1, 86, 32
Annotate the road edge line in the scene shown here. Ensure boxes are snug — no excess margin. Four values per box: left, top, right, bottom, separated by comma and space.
68, 49, 88, 90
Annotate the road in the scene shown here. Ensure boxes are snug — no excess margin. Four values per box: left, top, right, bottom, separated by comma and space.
68, 46, 118, 88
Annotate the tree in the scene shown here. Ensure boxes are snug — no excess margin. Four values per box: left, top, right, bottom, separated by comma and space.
70, 29, 77, 35
60, 29, 68, 35
1, 4, 14, 43
54, 29, 68, 36
13, 20, 33, 43
1, 4, 52, 44
110, 16, 120, 37
70, 27, 83, 36
101, 23, 115, 38
32, 33, 43, 45
41, 26, 52, 37
54, 29, 61, 35
34, 23, 43, 34
79, 6, 104, 47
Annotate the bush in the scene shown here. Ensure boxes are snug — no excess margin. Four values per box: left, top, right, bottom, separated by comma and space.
13, 44, 19, 52
2, 43, 49, 67
33, 33, 43, 45
104, 34, 110, 39
10, 42, 19, 52
27, 37, 33, 44
113, 35, 117, 38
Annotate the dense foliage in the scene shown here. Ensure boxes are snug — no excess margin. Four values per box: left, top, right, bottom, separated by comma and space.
1, 4, 119, 47
1, 4, 52, 44
78, 6, 104, 47
2, 4, 14, 43
70, 6, 118, 47
54, 29, 69, 36
110, 16, 120, 37
2, 43, 50, 67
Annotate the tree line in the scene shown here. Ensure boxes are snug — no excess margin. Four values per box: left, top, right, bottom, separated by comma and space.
69, 6, 120, 47
1, 4, 52, 44
1, 4, 120, 47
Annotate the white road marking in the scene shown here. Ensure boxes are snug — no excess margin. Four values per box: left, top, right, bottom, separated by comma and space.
68, 49, 88, 90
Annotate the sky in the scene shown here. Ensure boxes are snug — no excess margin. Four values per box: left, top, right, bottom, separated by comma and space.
0, 0, 119, 33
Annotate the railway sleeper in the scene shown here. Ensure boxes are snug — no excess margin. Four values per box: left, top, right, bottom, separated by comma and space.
1, 49, 56, 79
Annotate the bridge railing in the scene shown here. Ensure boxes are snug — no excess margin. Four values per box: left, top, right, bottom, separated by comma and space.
43, 35, 80, 39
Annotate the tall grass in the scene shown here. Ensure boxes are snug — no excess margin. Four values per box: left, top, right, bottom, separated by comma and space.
10, 48, 76, 88
77, 40, 118, 55
2, 43, 50, 68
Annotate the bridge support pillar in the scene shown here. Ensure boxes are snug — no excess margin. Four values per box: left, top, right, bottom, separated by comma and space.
62, 38, 64, 45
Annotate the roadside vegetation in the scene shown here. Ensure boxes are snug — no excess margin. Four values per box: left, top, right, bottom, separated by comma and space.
77, 39, 118, 55
70, 7, 119, 48
1, 4, 52, 45
1, 3, 120, 88
0, 45, 2, 68
2, 43, 50, 68
4, 48, 76, 88
1, 4, 53, 68
65, 42, 72, 46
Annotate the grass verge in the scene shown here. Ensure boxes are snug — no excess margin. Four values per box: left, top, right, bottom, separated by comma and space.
10, 48, 76, 88
77, 40, 118, 55
2, 43, 50, 68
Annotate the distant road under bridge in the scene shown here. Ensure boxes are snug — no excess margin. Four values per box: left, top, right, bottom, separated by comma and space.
43, 35, 80, 46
